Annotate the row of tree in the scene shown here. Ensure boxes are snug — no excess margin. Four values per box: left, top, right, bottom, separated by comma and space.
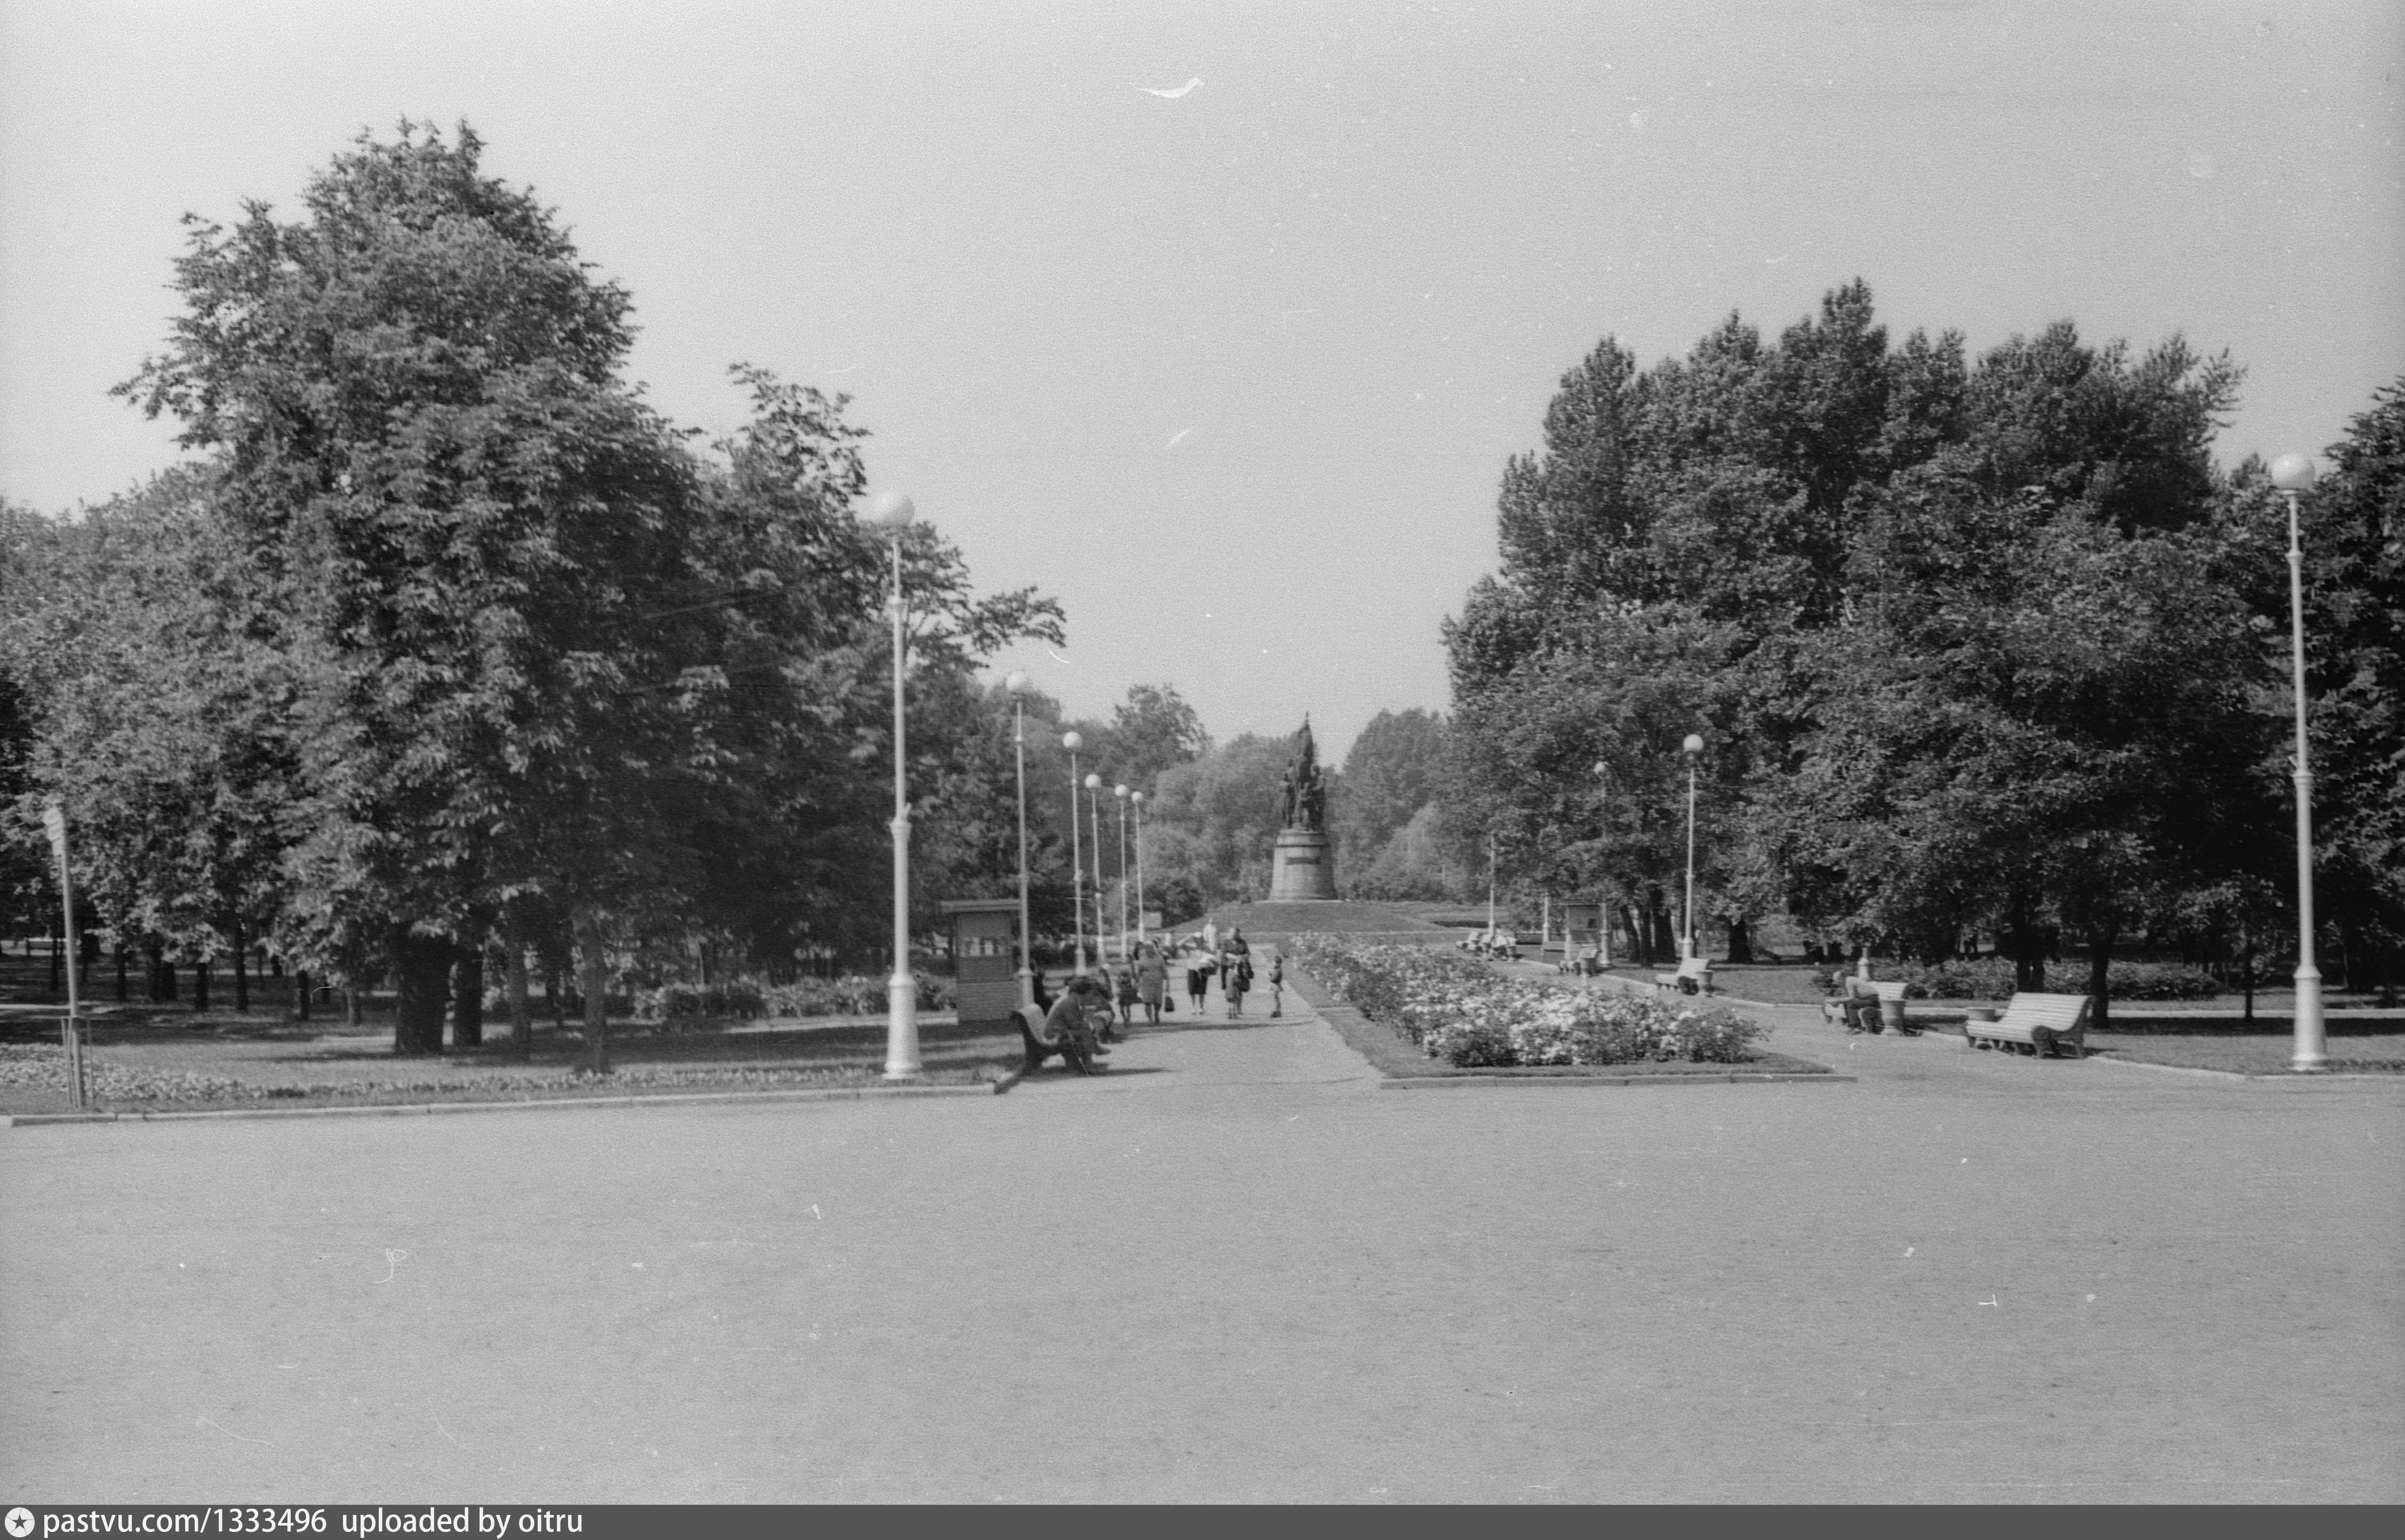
1436, 281, 2402, 1014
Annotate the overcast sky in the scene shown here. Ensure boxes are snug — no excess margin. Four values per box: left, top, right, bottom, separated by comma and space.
4, 0, 2399, 761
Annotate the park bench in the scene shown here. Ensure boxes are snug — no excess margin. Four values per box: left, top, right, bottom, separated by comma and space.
1652, 955, 1715, 995
1965, 992, 2092, 1058
1014, 1002, 1099, 1076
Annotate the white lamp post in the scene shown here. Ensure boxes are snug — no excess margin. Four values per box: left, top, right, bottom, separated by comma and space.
1062, 731, 1088, 976
1131, 790, 1147, 945
1084, 772, 1107, 961
1681, 732, 1705, 961
1006, 672, 1035, 1009
863, 490, 920, 1081
1593, 759, 1613, 968
2271, 453, 2328, 1073
1114, 784, 1131, 957
1487, 829, 1499, 938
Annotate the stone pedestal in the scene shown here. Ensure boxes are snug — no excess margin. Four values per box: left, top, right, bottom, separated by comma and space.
1268, 827, 1337, 901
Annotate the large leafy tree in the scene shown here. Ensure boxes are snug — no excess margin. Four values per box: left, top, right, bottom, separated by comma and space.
1447, 283, 2268, 1003
97, 123, 1062, 1052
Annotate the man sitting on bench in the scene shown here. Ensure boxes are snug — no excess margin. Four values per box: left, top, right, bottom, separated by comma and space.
1040, 975, 1113, 1074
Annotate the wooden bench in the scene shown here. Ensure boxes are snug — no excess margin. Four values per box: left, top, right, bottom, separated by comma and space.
1014, 1002, 1099, 1076
1965, 992, 2092, 1058
1652, 955, 1715, 995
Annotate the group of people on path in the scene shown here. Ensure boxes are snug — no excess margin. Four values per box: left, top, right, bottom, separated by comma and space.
1028, 923, 1287, 1072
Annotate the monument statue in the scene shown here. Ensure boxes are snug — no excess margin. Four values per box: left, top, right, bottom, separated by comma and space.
1268, 715, 1337, 900
1280, 717, 1327, 832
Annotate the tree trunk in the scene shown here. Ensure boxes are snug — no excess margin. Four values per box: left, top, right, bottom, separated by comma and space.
114, 939, 128, 1002
506, 943, 533, 1060
232, 922, 250, 1013
2005, 890, 2047, 991
391, 928, 452, 1056
147, 937, 174, 1002
191, 953, 210, 1013
574, 906, 610, 1075
2086, 923, 2117, 1034
294, 969, 310, 1022
449, 939, 485, 1050
346, 988, 361, 1028
546, 967, 566, 1031
1726, 915, 1754, 964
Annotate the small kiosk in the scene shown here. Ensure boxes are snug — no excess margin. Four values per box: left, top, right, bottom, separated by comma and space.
940, 898, 1024, 1027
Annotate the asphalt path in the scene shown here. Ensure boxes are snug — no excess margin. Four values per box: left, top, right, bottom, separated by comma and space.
3, 979, 2399, 1503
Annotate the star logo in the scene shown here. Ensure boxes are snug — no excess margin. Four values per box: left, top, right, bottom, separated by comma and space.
7, 1506, 36, 1538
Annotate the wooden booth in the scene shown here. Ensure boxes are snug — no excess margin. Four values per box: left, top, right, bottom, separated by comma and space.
940, 898, 1024, 1027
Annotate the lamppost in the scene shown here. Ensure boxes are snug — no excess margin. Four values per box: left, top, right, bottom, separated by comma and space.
1487, 829, 1499, 938
1681, 732, 1705, 961
1062, 731, 1088, 976
2271, 453, 2328, 1073
1006, 672, 1035, 1009
1131, 790, 1147, 946
1114, 784, 1131, 956
863, 490, 920, 1081
1084, 772, 1107, 961
1592, 760, 1613, 968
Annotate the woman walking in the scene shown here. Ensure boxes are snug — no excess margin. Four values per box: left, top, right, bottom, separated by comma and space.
1186, 953, 1213, 1014
1134, 942, 1168, 1026
1222, 945, 1252, 1019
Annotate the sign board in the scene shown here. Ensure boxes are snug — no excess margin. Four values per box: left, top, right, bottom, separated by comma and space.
42, 802, 68, 863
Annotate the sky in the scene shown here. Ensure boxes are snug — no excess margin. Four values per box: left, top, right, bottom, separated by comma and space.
3, 0, 2399, 763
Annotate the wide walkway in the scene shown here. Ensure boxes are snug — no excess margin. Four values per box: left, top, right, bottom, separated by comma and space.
3, 971, 2399, 1503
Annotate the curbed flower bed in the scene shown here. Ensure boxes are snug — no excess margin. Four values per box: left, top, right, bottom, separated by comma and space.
1286, 935, 1767, 1068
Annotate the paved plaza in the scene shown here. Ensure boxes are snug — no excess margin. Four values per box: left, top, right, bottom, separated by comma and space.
3, 987, 2399, 1503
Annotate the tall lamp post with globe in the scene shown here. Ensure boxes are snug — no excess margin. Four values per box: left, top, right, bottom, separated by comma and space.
1114, 784, 1131, 957
1062, 731, 1088, 976
1131, 791, 1148, 945
1005, 672, 1036, 1009
1084, 773, 1107, 961
2271, 453, 2329, 1073
1681, 732, 1705, 961
863, 490, 920, 1082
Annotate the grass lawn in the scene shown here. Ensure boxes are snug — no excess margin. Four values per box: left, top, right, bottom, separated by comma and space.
2086, 1026, 2405, 1075
1189, 900, 1455, 938
1285, 968, 1834, 1081
0, 1014, 1019, 1117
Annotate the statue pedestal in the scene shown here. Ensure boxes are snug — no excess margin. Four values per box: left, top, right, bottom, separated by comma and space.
1268, 827, 1337, 901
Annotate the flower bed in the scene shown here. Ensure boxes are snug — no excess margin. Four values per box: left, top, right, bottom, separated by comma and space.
1286, 935, 1767, 1068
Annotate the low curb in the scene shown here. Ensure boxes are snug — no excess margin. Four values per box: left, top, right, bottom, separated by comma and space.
2086, 1054, 2402, 1083
1377, 1071, 1856, 1090
2, 1081, 1000, 1128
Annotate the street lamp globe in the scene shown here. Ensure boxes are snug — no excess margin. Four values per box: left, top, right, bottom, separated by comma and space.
1682, 733, 1705, 755
1005, 671, 1030, 696
1061, 731, 1082, 752
1085, 773, 1101, 791
862, 490, 916, 531
2270, 454, 2318, 492
1114, 784, 1128, 800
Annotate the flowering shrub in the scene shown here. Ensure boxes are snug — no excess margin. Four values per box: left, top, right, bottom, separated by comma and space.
1287, 935, 1767, 1067
1871, 957, 2221, 1001
761, 972, 954, 1018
